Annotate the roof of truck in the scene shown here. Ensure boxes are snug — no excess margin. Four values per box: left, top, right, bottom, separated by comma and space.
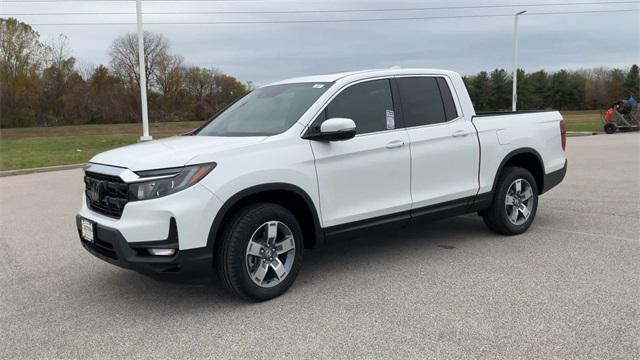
266, 68, 457, 87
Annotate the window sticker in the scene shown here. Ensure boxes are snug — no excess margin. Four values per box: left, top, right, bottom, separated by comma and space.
386, 109, 395, 130
312, 84, 325, 89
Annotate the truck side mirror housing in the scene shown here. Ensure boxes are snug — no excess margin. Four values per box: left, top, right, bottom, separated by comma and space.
304, 118, 357, 141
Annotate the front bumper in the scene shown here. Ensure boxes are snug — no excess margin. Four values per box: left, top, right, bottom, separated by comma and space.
77, 182, 223, 250
76, 215, 213, 283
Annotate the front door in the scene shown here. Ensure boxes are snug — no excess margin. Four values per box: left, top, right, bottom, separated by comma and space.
309, 79, 412, 228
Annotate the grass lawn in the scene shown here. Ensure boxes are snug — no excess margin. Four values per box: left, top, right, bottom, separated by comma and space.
0, 111, 603, 171
562, 110, 603, 133
1, 122, 202, 171
0, 121, 202, 139
1, 135, 139, 171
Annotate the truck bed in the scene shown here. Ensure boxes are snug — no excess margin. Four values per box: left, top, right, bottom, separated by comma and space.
471, 110, 566, 195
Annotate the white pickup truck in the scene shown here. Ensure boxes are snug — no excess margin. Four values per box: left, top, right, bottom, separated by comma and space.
77, 68, 567, 301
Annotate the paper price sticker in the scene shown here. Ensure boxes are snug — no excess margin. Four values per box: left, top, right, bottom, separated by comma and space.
386, 110, 395, 130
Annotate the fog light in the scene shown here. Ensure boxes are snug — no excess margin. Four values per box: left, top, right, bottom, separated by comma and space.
148, 248, 177, 256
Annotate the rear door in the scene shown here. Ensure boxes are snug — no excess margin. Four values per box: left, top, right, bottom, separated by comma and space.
309, 78, 412, 228
395, 76, 479, 210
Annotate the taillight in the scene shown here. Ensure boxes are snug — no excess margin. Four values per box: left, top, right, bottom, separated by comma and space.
560, 120, 567, 151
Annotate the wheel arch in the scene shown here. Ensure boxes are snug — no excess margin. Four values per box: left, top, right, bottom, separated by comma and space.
492, 148, 546, 195
207, 183, 324, 255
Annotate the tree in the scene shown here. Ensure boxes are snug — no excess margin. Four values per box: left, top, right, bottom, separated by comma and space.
623, 64, 639, 99
605, 68, 626, 103
108, 31, 169, 91
547, 70, 586, 110
88, 65, 133, 124
0, 18, 49, 127
582, 67, 610, 109
0, 18, 48, 80
38, 34, 77, 125
182, 66, 215, 120
467, 71, 491, 111
213, 73, 248, 109
48, 34, 71, 69
40, 56, 77, 125
515, 69, 532, 110
489, 69, 512, 111
154, 54, 187, 121
180, 67, 248, 121
156, 53, 184, 97
521, 70, 549, 109
184, 66, 215, 102
62, 72, 90, 124
0, 20, 253, 127
7, 19, 634, 128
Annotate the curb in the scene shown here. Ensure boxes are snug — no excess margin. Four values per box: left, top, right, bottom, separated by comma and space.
0, 163, 85, 177
567, 131, 599, 137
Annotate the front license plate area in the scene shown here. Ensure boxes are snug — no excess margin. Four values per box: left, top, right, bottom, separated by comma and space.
81, 218, 95, 242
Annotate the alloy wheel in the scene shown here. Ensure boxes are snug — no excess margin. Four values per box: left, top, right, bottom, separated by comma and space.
504, 178, 534, 226
245, 221, 296, 288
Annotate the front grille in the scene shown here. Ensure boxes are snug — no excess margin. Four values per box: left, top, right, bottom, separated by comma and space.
84, 172, 129, 218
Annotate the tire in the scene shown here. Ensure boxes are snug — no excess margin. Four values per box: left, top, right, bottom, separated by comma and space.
215, 203, 304, 301
604, 123, 617, 134
482, 166, 538, 235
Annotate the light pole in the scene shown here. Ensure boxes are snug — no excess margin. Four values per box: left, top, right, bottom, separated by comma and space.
512, 10, 526, 112
136, 0, 152, 141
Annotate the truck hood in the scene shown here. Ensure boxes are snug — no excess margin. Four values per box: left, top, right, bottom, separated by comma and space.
90, 135, 266, 171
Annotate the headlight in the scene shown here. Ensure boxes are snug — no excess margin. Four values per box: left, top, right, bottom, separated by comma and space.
129, 163, 216, 201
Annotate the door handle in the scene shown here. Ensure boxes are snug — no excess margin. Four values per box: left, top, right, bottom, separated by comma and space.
452, 130, 469, 137
386, 140, 405, 149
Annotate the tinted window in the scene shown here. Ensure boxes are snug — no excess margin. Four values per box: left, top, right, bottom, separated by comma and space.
326, 79, 394, 134
397, 77, 447, 126
437, 77, 459, 121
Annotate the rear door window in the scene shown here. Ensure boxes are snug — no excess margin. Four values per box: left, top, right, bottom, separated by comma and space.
397, 77, 457, 127
326, 79, 395, 134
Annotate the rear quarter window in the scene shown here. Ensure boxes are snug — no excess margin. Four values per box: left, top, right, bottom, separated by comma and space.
436, 77, 459, 121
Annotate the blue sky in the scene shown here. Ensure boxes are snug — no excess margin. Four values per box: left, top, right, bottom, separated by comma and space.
2, 0, 639, 84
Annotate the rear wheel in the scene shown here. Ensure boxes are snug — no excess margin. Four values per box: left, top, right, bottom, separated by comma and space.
604, 122, 617, 134
482, 167, 538, 235
215, 203, 304, 301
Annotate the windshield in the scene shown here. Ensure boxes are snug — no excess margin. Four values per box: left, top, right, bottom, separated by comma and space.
196, 82, 332, 136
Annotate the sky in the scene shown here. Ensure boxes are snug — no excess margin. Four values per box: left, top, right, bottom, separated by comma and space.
1, 0, 639, 85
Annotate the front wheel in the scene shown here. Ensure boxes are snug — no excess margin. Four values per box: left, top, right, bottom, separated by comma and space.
215, 203, 304, 301
482, 167, 538, 235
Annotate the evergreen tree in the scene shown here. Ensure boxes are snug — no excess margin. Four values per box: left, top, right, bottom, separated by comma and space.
467, 71, 491, 111
488, 69, 512, 111
623, 64, 639, 98
526, 70, 550, 109
516, 69, 534, 109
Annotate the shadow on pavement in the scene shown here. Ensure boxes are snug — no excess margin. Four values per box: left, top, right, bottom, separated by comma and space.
91, 215, 490, 309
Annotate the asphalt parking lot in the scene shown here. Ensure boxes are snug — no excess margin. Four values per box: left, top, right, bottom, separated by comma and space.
1, 133, 638, 359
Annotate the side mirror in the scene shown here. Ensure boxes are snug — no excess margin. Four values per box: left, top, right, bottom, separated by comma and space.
304, 118, 356, 141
